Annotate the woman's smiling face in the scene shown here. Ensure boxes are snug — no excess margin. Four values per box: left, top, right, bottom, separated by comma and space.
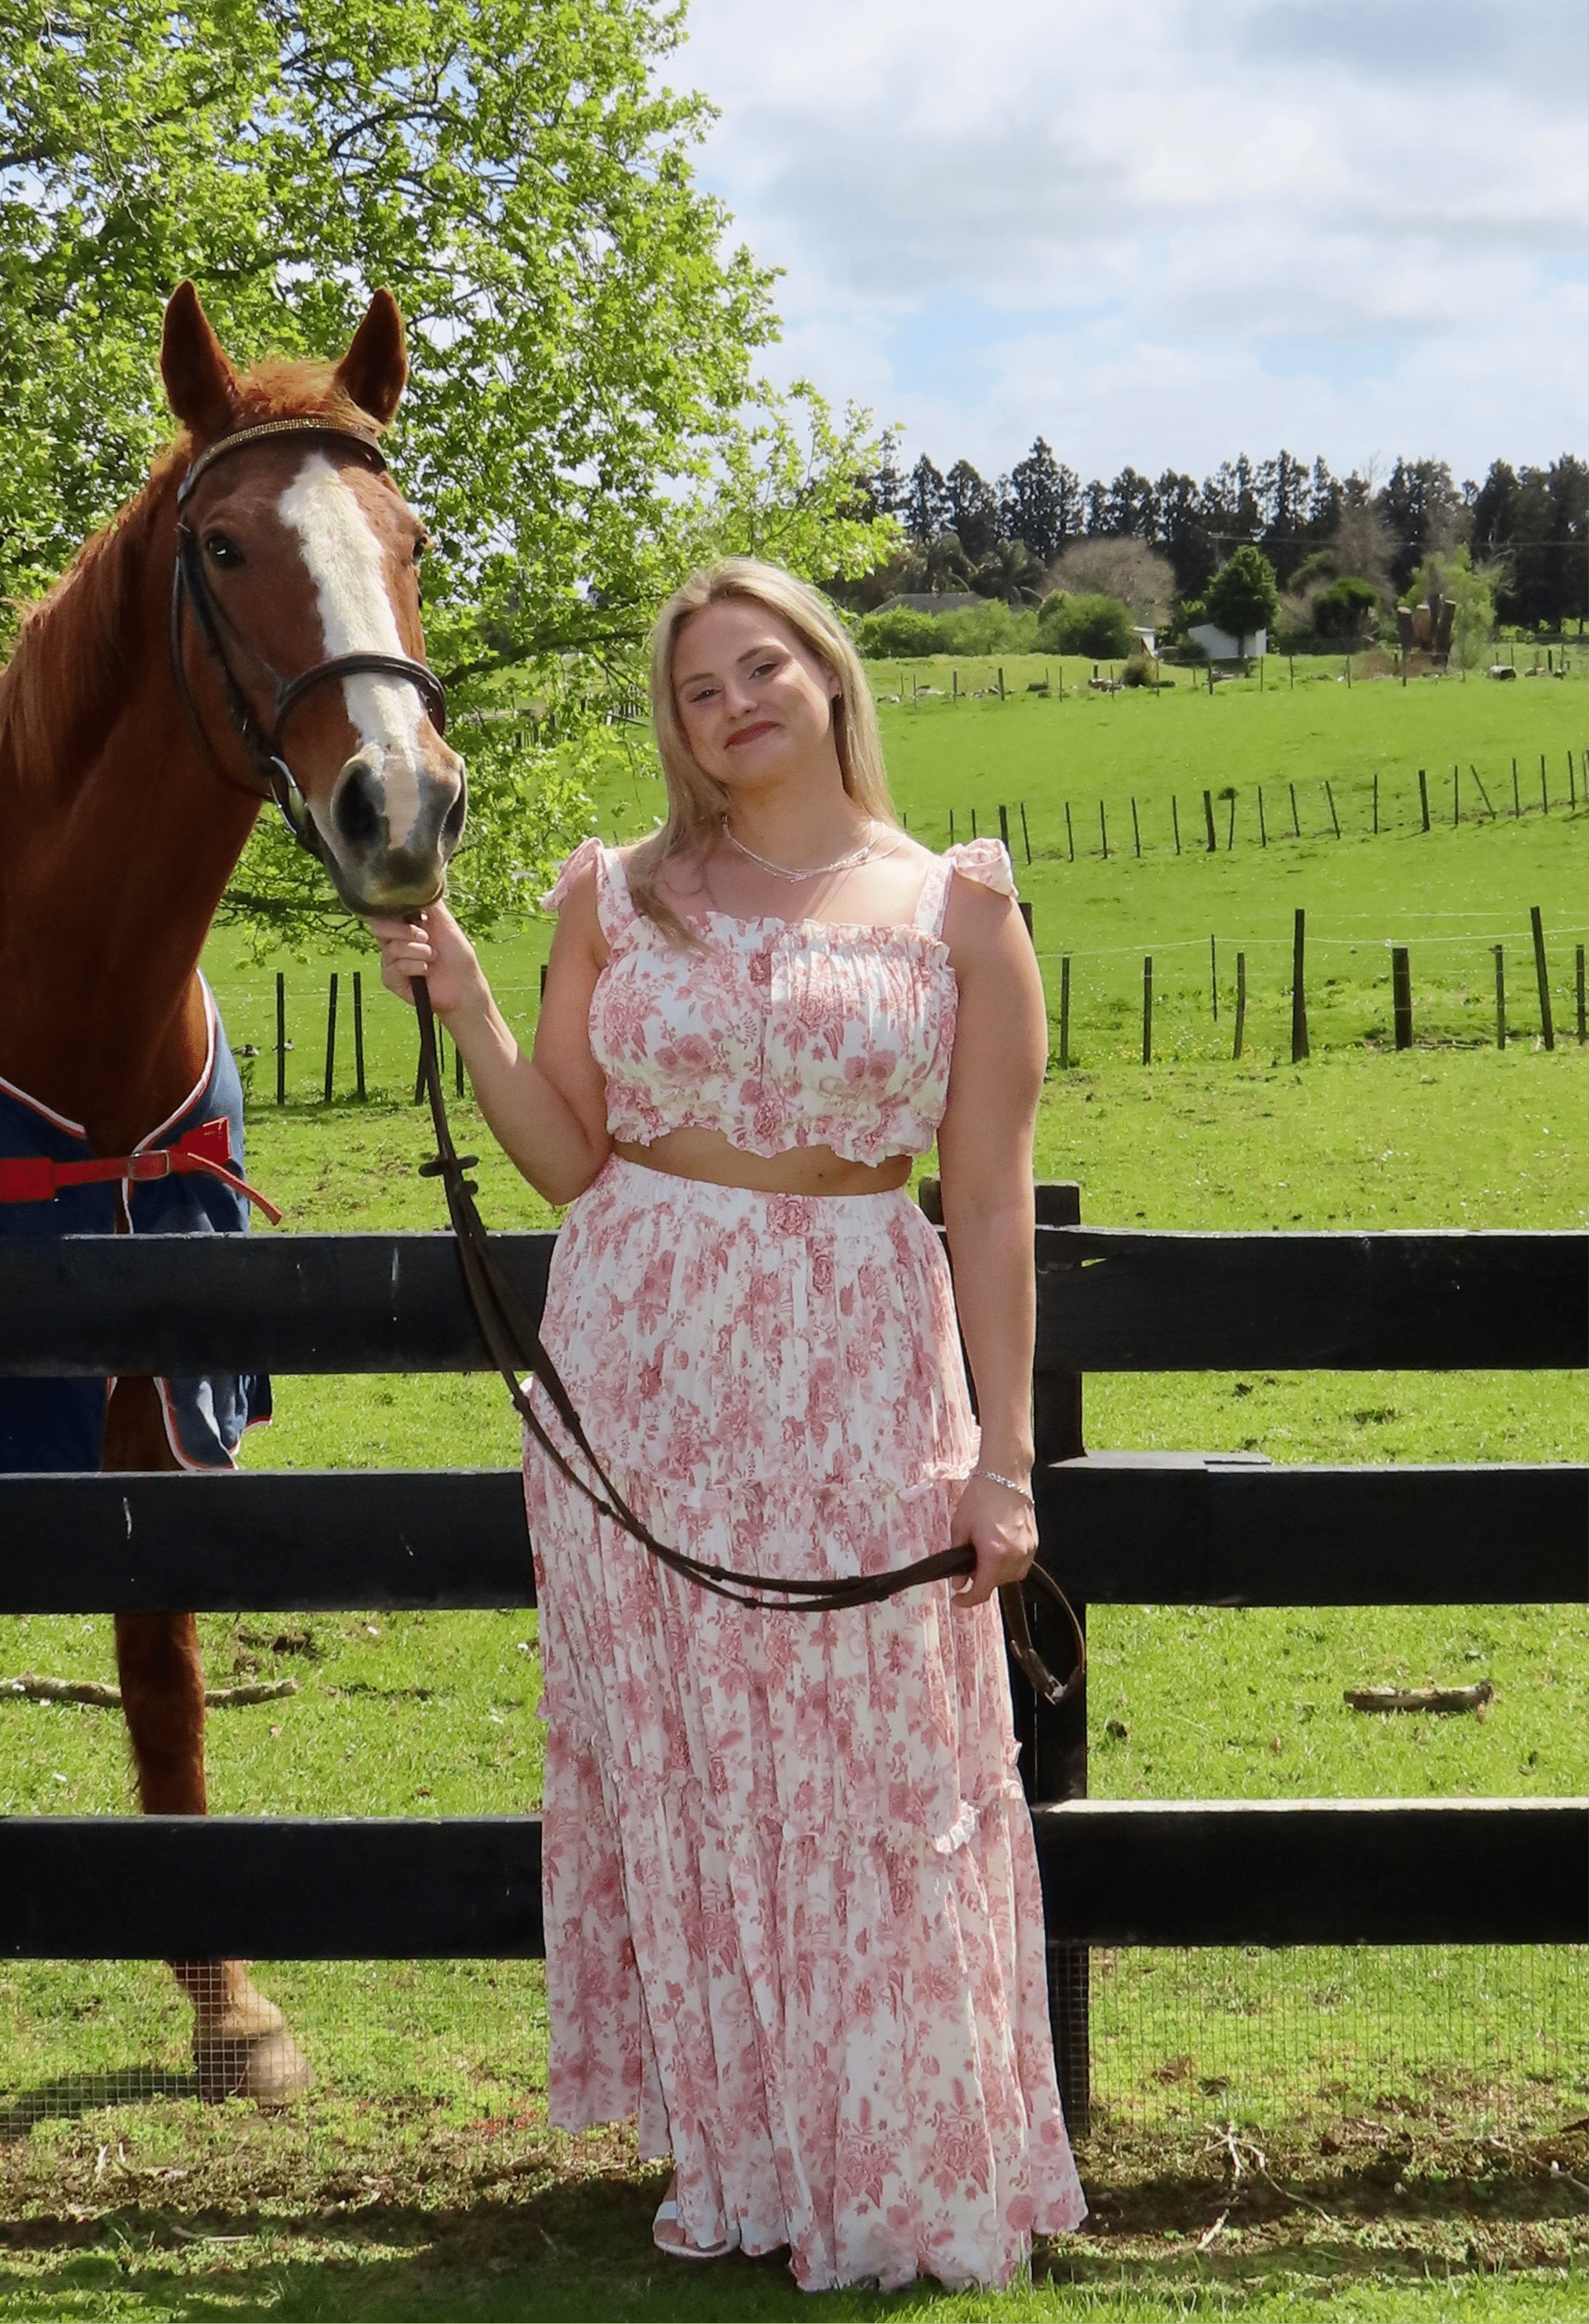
671, 599, 842, 792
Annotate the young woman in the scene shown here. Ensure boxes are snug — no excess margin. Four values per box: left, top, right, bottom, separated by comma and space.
369, 559, 1085, 2290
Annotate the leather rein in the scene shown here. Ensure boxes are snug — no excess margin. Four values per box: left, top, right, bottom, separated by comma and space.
173, 416, 1083, 1709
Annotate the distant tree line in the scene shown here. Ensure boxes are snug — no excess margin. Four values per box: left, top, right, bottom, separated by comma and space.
845, 438, 1587, 631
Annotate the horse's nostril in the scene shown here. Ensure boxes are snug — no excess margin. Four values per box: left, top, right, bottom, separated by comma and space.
442, 784, 467, 848
333, 763, 381, 849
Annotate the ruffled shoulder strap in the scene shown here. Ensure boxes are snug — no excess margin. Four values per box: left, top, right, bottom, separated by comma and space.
539, 837, 636, 942
913, 837, 1019, 936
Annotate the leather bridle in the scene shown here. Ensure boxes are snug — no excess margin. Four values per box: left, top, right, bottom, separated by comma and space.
169, 416, 451, 858
170, 414, 1082, 1708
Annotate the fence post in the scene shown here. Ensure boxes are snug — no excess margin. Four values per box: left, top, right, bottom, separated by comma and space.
1172, 796, 1181, 855
998, 666, 1005, 702
999, 803, 1010, 853
1225, 792, 1236, 849
1202, 789, 1216, 852
1130, 797, 1141, 858
1494, 946, 1506, 1050
1531, 907, 1554, 1050
1325, 780, 1341, 839
1418, 769, 1431, 831
1471, 763, 1496, 819
1576, 945, 1586, 1044
1209, 935, 1218, 1022
1291, 910, 1310, 1062
1141, 956, 1153, 1066
1064, 803, 1074, 862
1392, 948, 1413, 1050
1512, 759, 1521, 818
1289, 782, 1301, 839
1233, 952, 1246, 1059
1540, 754, 1549, 814
275, 973, 286, 1107
1257, 786, 1267, 848
1099, 802, 1108, 860
970, 806, 978, 839
1452, 765, 1460, 827
1373, 771, 1380, 835
1059, 956, 1071, 1070
1030, 1178, 1089, 2137
322, 975, 338, 1106
352, 971, 366, 1102
1020, 801, 1032, 865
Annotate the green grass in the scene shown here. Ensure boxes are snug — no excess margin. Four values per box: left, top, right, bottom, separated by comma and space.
2, 672, 1585, 2316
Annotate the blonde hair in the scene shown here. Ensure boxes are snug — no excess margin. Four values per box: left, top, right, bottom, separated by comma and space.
626, 558, 896, 942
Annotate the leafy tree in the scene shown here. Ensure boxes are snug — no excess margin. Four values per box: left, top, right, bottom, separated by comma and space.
1047, 538, 1174, 624
904, 456, 953, 543
1376, 458, 1470, 592
1204, 544, 1280, 642
1005, 438, 1075, 565
944, 460, 1001, 565
972, 536, 1042, 608
1410, 547, 1496, 672
1036, 590, 1136, 659
1311, 576, 1380, 640
1, 0, 897, 950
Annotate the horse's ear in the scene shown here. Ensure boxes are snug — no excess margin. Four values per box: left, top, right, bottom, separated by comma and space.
335, 290, 407, 427
160, 281, 239, 441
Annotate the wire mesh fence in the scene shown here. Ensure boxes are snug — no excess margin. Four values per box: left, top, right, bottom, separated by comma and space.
2, 1947, 1581, 2149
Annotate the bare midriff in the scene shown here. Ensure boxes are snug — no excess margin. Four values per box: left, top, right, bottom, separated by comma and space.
612, 1126, 912, 1196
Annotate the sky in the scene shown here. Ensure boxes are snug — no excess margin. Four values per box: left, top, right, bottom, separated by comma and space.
674, 0, 1588, 487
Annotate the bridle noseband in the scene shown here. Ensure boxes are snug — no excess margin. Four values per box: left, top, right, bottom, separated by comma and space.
169, 416, 450, 859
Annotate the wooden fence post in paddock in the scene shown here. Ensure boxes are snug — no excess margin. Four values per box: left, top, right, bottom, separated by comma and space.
1131, 797, 1141, 858
1576, 946, 1586, 1045
1471, 763, 1496, 819
999, 803, 1011, 854
1202, 789, 1216, 852
1532, 908, 1554, 1050
540, 964, 548, 1001
998, 666, 1006, 702
1540, 754, 1549, 814
352, 972, 366, 1103
1289, 782, 1301, 840
1020, 801, 1032, 865
1059, 956, 1072, 1069
323, 975, 338, 1106
951, 670, 958, 703
1570, 751, 1578, 812
1292, 910, 1310, 1062
1494, 946, 1507, 1050
1064, 802, 1074, 863
1452, 767, 1460, 827
1418, 769, 1431, 832
1325, 780, 1341, 839
1030, 1178, 1089, 2133
1209, 935, 1219, 1022
1172, 796, 1182, 855
1257, 786, 1267, 848
1233, 952, 1247, 1059
1141, 956, 1154, 1066
1018, 901, 1033, 942
275, 972, 286, 1107
1513, 758, 1522, 818
970, 805, 978, 839
1373, 771, 1380, 835
1099, 802, 1108, 860
1392, 948, 1413, 1051
1225, 792, 1237, 849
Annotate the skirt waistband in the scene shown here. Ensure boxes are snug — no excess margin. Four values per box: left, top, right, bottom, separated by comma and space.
588, 1154, 926, 1241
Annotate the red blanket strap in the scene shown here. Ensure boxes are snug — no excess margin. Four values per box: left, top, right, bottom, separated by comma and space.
0, 1117, 282, 1226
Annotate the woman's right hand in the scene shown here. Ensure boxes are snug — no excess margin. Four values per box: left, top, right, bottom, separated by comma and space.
366, 904, 485, 1021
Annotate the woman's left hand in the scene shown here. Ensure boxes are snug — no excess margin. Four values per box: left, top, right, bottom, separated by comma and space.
947, 1472, 1038, 1608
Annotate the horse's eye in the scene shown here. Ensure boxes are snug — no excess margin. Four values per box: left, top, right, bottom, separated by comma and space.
204, 532, 244, 569
413, 532, 430, 564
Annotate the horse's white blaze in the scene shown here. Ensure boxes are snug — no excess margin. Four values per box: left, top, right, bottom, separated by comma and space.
278, 453, 425, 847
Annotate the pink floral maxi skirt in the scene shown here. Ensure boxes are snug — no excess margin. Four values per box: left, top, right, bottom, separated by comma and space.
522, 1157, 1085, 2290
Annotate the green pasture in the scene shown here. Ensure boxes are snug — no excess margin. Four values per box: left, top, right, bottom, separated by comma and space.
2, 673, 1586, 2316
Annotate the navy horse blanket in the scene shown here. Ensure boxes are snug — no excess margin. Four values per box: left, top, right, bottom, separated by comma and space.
0, 981, 273, 1473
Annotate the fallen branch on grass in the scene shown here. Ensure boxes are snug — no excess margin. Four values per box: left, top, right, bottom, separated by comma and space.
1344, 1681, 1493, 1714
2, 1672, 298, 1709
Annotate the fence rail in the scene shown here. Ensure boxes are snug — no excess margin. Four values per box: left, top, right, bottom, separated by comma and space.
2, 1201, 1584, 2134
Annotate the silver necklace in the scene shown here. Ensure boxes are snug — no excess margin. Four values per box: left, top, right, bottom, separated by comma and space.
722, 817, 878, 883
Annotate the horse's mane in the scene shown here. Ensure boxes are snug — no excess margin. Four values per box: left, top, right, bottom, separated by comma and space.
0, 358, 386, 792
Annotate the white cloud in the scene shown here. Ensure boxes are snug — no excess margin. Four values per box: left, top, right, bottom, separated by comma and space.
677, 0, 1587, 478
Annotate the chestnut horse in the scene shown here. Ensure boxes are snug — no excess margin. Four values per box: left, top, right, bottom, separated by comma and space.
0, 283, 464, 2099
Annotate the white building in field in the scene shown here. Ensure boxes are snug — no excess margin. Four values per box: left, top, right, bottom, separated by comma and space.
1190, 621, 1267, 661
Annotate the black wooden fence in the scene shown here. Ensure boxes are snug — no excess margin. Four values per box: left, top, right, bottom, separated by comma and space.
2, 1191, 1585, 2137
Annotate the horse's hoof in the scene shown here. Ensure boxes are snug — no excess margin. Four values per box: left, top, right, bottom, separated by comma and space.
194, 2024, 314, 2106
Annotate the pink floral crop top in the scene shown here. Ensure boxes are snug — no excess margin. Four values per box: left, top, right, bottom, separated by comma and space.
541, 835, 1020, 1165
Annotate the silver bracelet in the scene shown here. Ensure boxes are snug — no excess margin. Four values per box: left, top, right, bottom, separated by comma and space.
973, 1467, 1036, 1509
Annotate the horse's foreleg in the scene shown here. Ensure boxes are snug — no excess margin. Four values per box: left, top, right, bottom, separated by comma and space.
105, 1379, 311, 2104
